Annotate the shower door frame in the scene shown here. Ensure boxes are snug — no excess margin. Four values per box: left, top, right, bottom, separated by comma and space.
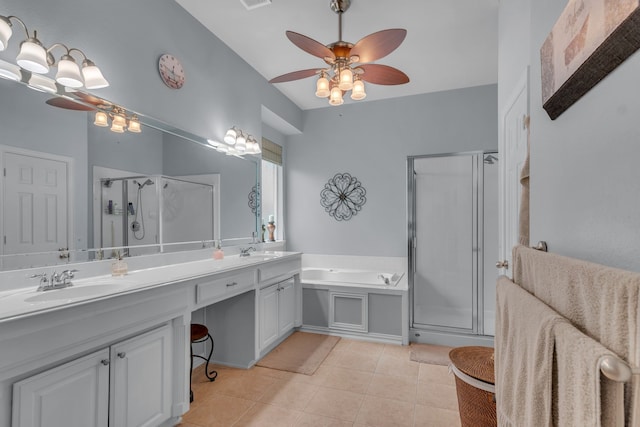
407, 151, 495, 338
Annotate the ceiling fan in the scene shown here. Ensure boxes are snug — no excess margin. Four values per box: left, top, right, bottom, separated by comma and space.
269, 0, 409, 106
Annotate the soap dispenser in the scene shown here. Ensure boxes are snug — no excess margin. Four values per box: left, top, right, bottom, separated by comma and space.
213, 241, 224, 260
111, 252, 128, 276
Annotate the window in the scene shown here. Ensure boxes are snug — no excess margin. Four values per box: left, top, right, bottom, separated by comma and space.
261, 138, 283, 241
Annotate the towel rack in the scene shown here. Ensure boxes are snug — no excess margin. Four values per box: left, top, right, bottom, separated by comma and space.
600, 355, 632, 383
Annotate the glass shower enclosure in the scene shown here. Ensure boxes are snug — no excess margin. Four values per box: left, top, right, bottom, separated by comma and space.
408, 152, 499, 339
100, 175, 214, 257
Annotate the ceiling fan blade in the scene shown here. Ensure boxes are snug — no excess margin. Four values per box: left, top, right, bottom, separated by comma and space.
359, 64, 410, 85
269, 68, 320, 84
350, 29, 407, 63
286, 31, 335, 60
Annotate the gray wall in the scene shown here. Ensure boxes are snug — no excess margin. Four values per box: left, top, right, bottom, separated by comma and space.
286, 85, 498, 256
499, 0, 640, 271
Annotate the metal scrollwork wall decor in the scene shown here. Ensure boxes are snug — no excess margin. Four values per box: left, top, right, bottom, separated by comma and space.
248, 183, 260, 216
320, 173, 367, 221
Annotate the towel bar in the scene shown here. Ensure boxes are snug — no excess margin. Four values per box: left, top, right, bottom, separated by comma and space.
600, 355, 632, 383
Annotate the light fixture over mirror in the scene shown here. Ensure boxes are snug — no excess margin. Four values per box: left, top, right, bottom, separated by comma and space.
221, 126, 262, 156
0, 14, 109, 90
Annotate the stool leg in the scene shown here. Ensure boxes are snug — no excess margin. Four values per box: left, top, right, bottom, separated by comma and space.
190, 343, 194, 402
203, 333, 217, 382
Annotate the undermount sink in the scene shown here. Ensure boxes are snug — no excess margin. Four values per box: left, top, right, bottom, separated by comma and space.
241, 253, 281, 261
24, 283, 130, 303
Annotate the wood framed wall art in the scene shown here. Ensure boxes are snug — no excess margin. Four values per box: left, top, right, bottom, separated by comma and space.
541, 0, 640, 120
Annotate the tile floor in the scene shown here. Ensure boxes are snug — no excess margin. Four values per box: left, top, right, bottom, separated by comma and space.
180, 338, 461, 427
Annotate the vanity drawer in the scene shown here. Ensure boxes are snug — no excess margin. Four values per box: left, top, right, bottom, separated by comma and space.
258, 258, 300, 283
196, 270, 257, 305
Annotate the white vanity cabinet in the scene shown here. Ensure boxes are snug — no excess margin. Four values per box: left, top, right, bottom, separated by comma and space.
12, 324, 172, 427
258, 278, 296, 353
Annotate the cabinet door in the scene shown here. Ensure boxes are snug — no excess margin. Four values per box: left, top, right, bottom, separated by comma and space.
13, 349, 110, 427
278, 279, 296, 336
110, 324, 172, 427
259, 284, 279, 350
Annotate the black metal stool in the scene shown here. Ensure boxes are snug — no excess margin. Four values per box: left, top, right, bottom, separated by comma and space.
190, 323, 218, 402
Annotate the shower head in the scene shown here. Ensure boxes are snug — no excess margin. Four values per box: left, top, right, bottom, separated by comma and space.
484, 154, 498, 165
134, 178, 155, 189
102, 179, 113, 188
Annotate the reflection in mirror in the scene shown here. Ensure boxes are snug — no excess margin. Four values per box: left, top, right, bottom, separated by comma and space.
0, 73, 259, 271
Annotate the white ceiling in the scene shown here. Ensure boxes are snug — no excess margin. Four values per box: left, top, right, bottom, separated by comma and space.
176, 0, 499, 111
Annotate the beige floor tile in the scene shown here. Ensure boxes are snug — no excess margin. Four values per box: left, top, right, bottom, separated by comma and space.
290, 364, 332, 386
366, 373, 417, 403
321, 366, 374, 393
295, 413, 354, 427
322, 348, 347, 366
234, 402, 303, 427
354, 395, 415, 427
259, 378, 319, 410
414, 404, 461, 427
416, 382, 459, 411
418, 364, 455, 386
213, 373, 278, 401
333, 350, 380, 373
251, 365, 297, 379
182, 393, 255, 427
381, 344, 411, 359
333, 338, 357, 352
348, 340, 385, 356
176, 422, 204, 427
304, 387, 364, 422
375, 354, 420, 378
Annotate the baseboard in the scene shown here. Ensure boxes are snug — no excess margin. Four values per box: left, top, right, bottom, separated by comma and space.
410, 329, 494, 348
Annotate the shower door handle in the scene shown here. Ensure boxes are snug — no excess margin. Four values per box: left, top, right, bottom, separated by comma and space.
496, 260, 509, 269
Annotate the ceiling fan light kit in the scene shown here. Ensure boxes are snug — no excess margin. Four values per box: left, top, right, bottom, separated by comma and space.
269, 0, 409, 106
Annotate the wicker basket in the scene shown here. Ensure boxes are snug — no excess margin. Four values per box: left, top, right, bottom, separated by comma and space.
449, 346, 497, 427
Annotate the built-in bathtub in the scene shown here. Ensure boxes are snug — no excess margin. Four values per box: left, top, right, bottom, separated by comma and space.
301, 268, 404, 288
300, 260, 409, 345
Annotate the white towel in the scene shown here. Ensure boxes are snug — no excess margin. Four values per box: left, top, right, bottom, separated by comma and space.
495, 276, 565, 427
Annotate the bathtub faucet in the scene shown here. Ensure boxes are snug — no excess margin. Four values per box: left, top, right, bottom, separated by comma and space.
239, 247, 256, 257
378, 274, 390, 285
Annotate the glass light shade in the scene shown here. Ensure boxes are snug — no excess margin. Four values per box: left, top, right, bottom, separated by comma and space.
82, 61, 109, 89
207, 139, 221, 147
216, 145, 229, 154
0, 59, 21, 81
127, 117, 141, 133
329, 85, 344, 106
113, 112, 126, 127
55, 56, 84, 88
224, 128, 237, 145
350, 79, 367, 100
27, 74, 57, 93
235, 133, 247, 152
338, 67, 353, 91
110, 122, 124, 133
94, 111, 108, 127
315, 75, 330, 98
16, 40, 49, 74
0, 18, 12, 51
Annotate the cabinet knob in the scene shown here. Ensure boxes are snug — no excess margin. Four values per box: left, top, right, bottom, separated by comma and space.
101, 359, 110, 366
496, 260, 509, 269
117, 352, 126, 359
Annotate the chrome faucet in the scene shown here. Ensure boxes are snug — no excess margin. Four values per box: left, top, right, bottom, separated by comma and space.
30, 269, 78, 291
239, 247, 256, 257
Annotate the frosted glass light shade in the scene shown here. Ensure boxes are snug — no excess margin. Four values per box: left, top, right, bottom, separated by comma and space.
127, 116, 141, 133
27, 74, 56, 93
235, 133, 247, 152
112, 111, 126, 127
338, 67, 353, 91
207, 139, 221, 147
17, 40, 49, 74
315, 75, 330, 98
94, 111, 108, 127
82, 61, 109, 89
329, 85, 343, 106
0, 59, 21, 81
351, 79, 366, 100
0, 18, 12, 51
224, 128, 237, 145
55, 56, 83, 88
216, 145, 229, 154
110, 122, 124, 133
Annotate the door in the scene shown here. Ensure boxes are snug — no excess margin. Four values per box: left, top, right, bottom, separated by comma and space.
499, 69, 529, 275
2, 149, 70, 269
259, 284, 279, 350
278, 279, 296, 336
12, 349, 109, 427
110, 325, 172, 427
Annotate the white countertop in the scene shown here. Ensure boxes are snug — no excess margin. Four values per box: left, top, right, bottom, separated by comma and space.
0, 251, 300, 324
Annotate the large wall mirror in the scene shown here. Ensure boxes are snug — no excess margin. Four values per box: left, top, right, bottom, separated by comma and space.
0, 75, 259, 272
